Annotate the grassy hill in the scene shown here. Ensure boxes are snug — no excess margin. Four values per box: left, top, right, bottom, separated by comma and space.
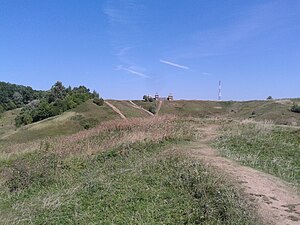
135, 99, 300, 126
0, 109, 21, 138
0, 100, 119, 144
108, 100, 152, 118
1, 98, 299, 224
0, 116, 259, 224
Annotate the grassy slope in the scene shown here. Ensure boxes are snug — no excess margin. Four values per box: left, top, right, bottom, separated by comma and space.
0, 109, 20, 138
228, 100, 300, 125
2, 99, 299, 223
132, 100, 156, 113
214, 120, 300, 186
135, 99, 300, 125
0, 100, 119, 144
110, 100, 151, 118
0, 117, 259, 224
135, 100, 228, 118
160, 100, 228, 117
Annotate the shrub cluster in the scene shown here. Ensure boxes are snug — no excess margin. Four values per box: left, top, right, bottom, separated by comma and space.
143, 95, 155, 102
0, 81, 45, 112
291, 103, 300, 113
93, 97, 104, 106
15, 81, 103, 127
149, 105, 156, 114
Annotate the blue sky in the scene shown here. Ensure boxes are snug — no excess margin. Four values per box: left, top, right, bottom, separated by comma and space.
0, 0, 299, 100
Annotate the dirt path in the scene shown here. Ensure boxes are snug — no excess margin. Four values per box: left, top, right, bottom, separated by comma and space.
155, 101, 163, 115
185, 125, 300, 225
128, 101, 154, 116
105, 101, 126, 119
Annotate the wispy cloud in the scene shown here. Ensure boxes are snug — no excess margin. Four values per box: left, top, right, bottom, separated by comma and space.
116, 65, 150, 79
201, 72, 212, 76
160, 59, 190, 70
103, 8, 126, 24
103, 0, 144, 26
116, 47, 132, 57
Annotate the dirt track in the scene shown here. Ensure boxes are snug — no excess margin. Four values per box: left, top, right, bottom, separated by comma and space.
186, 125, 300, 225
129, 100, 154, 116
156, 101, 163, 115
105, 101, 126, 119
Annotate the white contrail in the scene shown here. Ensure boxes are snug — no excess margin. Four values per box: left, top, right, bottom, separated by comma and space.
160, 59, 190, 70
122, 67, 150, 78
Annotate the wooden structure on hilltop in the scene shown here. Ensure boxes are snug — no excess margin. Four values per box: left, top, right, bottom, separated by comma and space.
153, 93, 174, 101
167, 93, 174, 101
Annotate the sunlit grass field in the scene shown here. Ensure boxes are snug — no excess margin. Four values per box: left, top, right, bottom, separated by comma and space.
0, 116, 259, 224
214, 119, 300, 186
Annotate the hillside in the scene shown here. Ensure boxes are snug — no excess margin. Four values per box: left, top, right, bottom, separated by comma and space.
0, 115, 262, 224
135, 99, 300, 126
0, 98, 300, 224
108, 100, 152, 118
0, 100, 119, 145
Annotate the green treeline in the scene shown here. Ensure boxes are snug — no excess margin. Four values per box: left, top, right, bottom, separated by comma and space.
0, 82, 45, 113
15, 81, 102, 126
0, 81, 103, 127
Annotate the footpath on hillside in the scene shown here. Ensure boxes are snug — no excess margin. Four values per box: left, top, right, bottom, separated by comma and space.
156, 101, 163, 115
182, 124, 300, 225
129, 101, 154, 116
105, 101, 126, 119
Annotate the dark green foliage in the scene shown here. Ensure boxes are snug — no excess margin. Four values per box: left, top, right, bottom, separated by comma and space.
143, 95, 154, 102
143, 95, 148, 101
0, 81, 46, 111
93, 97, 104, 106
149, 105, 156, 114
15, 81, 101, 126
267, 96, 273, 100
0, 105, 4, 114
71, 114, 99, 129
291, 103, 300, 113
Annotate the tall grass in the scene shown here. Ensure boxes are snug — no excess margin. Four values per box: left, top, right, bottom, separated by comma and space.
2, 116, 181, 156
0, 142, 258, 224
214, 120, 300, 186
0, 117, 260, 224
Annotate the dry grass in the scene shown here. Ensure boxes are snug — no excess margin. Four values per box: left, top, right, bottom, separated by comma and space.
2, 116, 189, 159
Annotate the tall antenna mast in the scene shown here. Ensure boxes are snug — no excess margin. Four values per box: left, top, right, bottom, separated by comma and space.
218, 81, 222, 101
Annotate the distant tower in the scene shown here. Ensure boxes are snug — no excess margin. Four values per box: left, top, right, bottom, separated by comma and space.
218, 81, 222, 101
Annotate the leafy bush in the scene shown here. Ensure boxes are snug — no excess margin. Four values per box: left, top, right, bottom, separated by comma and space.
80, 118, 99, 129
0, 81, 46, 111
143, 95, 155, 102
149, 105, 156, 114
15, 82, 101, 126
291, 103, 300, 113
93, 97, 104, 106
71, 114, 99, 129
